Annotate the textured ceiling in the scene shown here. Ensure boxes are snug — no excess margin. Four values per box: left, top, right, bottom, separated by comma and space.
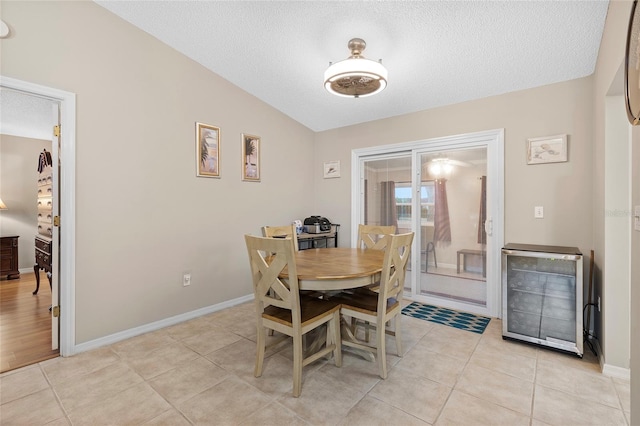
1, 1, 610, 138
0, 88, 56, 141
94, 0, 609, 132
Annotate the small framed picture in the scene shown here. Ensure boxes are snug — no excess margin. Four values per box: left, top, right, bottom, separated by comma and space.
526, 135, 567, 165
323, 160, 341, 178
196, 122, 220, 178
242, 133, 260, 181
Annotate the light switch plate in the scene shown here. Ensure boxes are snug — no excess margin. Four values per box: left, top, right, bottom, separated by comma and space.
534, 206, 544, 219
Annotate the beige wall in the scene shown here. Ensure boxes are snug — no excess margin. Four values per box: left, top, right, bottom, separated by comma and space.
592, 0, 637, 420
314, 77, 594, 265
604, 94, 631, 371
0, 134, 51, 270
1, 1, 315, 343
593, 1, 640, 424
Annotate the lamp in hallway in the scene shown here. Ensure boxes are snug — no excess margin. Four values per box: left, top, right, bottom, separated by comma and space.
0, 197, 7, 210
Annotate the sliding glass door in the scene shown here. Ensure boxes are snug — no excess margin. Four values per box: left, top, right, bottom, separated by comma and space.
353, 130, 503, 317
417, 147, 488, 308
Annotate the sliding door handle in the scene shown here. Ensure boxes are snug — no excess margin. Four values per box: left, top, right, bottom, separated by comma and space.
484, 218, 493, 236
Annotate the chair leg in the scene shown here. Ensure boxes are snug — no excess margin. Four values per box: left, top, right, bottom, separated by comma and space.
331, 311, 342, 367
292, 335, 304, 397
349, 316, 357, 334
426, 242, 438, 271
423, 249, 427, 273
377, 319, 388, 379
349, 316, 369, 342
255, 325, 266, 377
394, 314, 403, 357
433, 245, 437, 268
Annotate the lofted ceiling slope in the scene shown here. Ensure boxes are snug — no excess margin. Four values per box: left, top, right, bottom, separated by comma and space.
94, 0, 609, 132
1, 1, 610, 137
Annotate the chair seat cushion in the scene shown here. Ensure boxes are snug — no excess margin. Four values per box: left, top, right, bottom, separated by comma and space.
331, 289, 398, 315
263, 296, 340, 327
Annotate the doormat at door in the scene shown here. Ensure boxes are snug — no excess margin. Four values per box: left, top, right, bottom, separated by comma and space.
402, 302, 491, 334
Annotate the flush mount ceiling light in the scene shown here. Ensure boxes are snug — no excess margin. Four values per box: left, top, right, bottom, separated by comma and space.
324, 38, 387, 98
429, 158, 454, 177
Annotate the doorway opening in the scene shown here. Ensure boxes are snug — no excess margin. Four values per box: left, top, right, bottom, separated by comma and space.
0, 76, 77, 364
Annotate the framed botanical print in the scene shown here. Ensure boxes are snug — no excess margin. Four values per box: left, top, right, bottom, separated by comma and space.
242, 133, 260, 181
196, 122, 220, 178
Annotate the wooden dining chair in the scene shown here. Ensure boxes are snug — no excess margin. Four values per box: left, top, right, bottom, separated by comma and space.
262, 224, 299, 251
334, 232, 414, 379
357, 224, 396, 250
262, 224, 317, 334
245, 234, 342, 397
352, 224, 398, 338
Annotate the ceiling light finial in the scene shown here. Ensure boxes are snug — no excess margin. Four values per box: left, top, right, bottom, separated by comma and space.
324, 38, 387, 98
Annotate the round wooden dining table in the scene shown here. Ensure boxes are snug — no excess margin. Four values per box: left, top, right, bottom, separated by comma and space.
280, 247, 386, 291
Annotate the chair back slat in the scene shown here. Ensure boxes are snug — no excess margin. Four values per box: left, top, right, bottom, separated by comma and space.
262, 224, 299, 251
357, 224, 396, 250
245, 235, 300, 321
378, 232, 414, 311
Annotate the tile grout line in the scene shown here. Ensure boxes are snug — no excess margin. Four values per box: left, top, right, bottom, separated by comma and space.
529, 349, 540, 425
38, 360, 73, 425
431, 321, 484, 425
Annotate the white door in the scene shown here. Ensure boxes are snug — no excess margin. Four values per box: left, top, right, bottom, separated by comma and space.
51, 104, 60, 350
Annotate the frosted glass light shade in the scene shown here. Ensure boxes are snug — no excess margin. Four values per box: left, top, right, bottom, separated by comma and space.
324, 38, 387, 98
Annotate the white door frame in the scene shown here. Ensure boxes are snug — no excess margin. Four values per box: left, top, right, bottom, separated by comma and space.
1, 76, 76, 356
351, 129, 504, 317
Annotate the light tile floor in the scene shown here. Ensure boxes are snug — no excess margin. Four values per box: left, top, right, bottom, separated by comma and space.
0, 301, 630, 425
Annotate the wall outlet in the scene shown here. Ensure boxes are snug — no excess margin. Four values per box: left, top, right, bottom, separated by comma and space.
534, 206, 544, 219
183, 273, 191, 287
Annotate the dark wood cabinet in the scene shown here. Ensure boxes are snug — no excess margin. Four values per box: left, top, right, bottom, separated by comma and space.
34, 149, 54, 295
33, 236, 52, 294
0, 236, 20, 279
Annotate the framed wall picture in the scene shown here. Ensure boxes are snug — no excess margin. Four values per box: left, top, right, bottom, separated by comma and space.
625, 0, 640, 125
526, 134, 568, 165
323, 160, 340, 178
242, 133, 260, 181
196, 122, 220, 178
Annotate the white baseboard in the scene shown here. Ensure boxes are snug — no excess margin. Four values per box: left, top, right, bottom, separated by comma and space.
602, 363, 630, 380
73, 294, 254, 355
593, 338, 630, 380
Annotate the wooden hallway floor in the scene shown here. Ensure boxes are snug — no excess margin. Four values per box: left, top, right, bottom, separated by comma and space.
0, 271, 58, 373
